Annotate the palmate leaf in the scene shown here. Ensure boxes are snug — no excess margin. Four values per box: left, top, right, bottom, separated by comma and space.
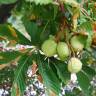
25, 0, 53, 5
0, 0, 17, 4
11, 54, 33, 96
0, 24, 31, 45
37, 55, 60, 95
0, 51, 21, 64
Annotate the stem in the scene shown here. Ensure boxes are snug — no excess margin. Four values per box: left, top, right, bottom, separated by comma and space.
41, 20, 50, 36
55, 2, 69, 42
55, 31, 63, 42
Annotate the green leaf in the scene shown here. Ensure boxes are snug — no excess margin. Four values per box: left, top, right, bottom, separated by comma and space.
0, 51, 21, 64
22, 20, 40, 45
53, 59, 70, 84
37, 55, 60, 95
77, 71, 90, 96
25, 0, 53, 5
0, 0, 17, 4
11, 54, 33, 96
79, 21, 93, 49
15, 29, 32, 45
92, 48, 96, 59
82, 66, 96, 79
53, 5, 59, 20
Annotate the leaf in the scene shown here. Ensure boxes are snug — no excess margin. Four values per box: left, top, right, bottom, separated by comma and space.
0, 24, 17, 40
23, 18, 52, 45
11, 54, 32, 96
15, 83, 20, 96
79, 21, 93, 49
37, 74, 43, 83
53, 59, 70, 84
82, 66, 96, 79
0, 24, 31, 45
31, 61, 38, 76
0, 64, 9, 70
53, 5, 59, 20
61, 0, 79, 7
25, 0, 53, 5
0, 0, 17, 4
72, 7, 80, 30
37, 55, 60, 95
15, 29, 32, 45
77, 71, 90, 96
0, 51, 21, 64
11, 52, 37, 96
22, 20, 40, 45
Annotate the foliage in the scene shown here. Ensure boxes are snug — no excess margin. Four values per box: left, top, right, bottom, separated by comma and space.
0, 0, 96, 96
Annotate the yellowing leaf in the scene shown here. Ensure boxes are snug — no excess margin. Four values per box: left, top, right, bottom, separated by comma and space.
11, 56, 21, 66
8, 25, 18, 38
49, 90, 56, 96
14, 83, 20, 96
73, 19, 78, 30
29, 14, 37, 20
0, 36, 6, 40
72, 7, 80, 30
61, 0, 79, 7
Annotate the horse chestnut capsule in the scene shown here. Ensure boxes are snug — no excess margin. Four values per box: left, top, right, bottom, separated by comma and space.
57, 42, 70, 61
68, 57, 82, 73
41, 39, 57, 57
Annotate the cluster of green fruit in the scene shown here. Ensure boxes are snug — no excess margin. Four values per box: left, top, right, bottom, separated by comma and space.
41, 35, 85, 73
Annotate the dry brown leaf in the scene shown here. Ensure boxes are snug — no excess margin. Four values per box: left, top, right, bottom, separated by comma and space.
8, 40, 17, 46
0, 64, 9, 70
92, 33, 96, 46
0, 56, 21, 70
37, 74, 43, 83
32, 61, 38, 76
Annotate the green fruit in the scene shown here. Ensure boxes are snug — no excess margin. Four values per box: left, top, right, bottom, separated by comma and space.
68, 57, 82, 73
70, 35, 84, 51
41, 39, 57, 57
57, 42, 70, 61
